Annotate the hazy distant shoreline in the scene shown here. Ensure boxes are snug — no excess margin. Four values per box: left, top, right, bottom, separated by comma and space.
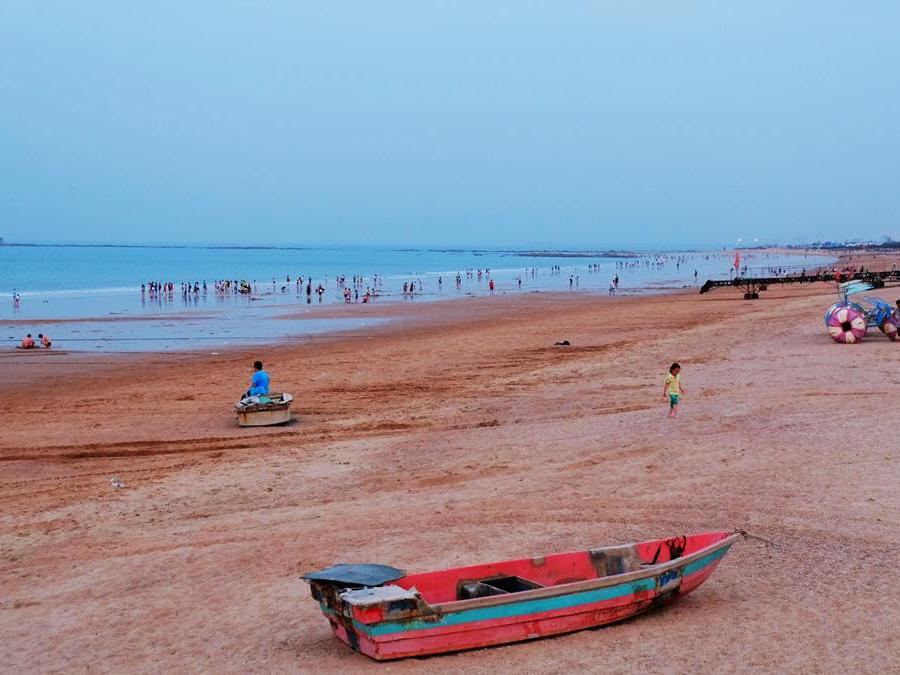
0, 242, 675, 254
0, 241, 825, 255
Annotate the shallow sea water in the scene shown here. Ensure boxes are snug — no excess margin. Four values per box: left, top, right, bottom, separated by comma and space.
0, 246, 828, 351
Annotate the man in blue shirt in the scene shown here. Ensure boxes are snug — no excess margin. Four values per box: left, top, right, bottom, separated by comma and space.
246, 360, 270, 396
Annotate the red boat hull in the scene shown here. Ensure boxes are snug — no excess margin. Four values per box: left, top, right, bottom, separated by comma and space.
308, 531, 739, 660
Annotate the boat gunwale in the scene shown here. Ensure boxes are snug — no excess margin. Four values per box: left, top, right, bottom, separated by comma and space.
418, 531, 741, 615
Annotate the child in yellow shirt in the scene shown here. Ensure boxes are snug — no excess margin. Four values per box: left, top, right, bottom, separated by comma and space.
664, 363, 686, 418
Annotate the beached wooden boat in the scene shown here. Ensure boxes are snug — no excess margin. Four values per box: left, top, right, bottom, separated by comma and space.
234, 392, 293, 427
303, 530, 740, 660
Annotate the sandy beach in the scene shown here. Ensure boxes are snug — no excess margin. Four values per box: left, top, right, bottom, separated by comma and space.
2, 276, 899, 672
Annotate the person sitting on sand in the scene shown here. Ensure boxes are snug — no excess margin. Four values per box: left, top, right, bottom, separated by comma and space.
38, 333, 52, 349
20, 333, 35, 349
246, 360, 270, 397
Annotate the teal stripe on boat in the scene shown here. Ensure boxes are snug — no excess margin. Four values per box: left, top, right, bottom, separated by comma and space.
683, 545, 730, 576
356, 545, 731, 637
358, 578, 654, 636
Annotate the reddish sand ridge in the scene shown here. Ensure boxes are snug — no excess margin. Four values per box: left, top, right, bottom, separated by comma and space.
1, 282, 898, 672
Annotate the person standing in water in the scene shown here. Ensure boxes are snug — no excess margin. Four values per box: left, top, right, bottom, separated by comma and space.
664, 362, 686, 418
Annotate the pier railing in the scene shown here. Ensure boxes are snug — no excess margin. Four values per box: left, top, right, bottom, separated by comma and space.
700, 263, 900, 298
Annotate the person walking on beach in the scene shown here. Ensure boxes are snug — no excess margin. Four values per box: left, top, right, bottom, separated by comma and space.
664, 363, 686, 418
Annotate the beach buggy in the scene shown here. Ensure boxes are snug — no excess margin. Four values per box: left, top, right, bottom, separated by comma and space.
824, 280, 899, 343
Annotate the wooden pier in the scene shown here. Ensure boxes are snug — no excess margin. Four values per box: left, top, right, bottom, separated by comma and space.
700, 269, 900, 299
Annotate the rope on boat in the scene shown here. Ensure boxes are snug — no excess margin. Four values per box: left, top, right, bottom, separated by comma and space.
736, 529, 775, 547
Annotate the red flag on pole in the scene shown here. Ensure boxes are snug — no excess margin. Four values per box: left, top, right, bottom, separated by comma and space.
734, 250, 741, 269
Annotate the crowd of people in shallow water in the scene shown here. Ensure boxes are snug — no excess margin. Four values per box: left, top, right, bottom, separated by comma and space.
6, 252, 852, 351
11, 252, 825, 323
5, 252, 888, 353
127, 252, 793, 308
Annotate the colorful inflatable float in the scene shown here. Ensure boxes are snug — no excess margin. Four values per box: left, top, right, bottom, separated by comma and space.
824, 302, 868, 343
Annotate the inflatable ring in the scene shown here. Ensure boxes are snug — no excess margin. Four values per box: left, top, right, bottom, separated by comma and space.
880, 315, 899, 341
825, 302, 867, 343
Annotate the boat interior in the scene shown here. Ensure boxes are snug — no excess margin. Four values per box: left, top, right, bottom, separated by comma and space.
392, 531, 730, 604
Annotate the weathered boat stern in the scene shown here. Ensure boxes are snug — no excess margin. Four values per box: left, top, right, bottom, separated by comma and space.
308, 579, 430, 659
307, 580, 366, 654
303, 563, 417, 660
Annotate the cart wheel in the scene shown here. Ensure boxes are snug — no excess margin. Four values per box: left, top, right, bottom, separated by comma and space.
825, 302, 867, 343
880, 317, 899, 341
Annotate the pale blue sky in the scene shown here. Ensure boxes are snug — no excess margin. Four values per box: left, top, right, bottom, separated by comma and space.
1, 2, 898, 247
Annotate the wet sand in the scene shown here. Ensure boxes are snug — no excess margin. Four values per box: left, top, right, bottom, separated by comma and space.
1, 278, 898, 672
